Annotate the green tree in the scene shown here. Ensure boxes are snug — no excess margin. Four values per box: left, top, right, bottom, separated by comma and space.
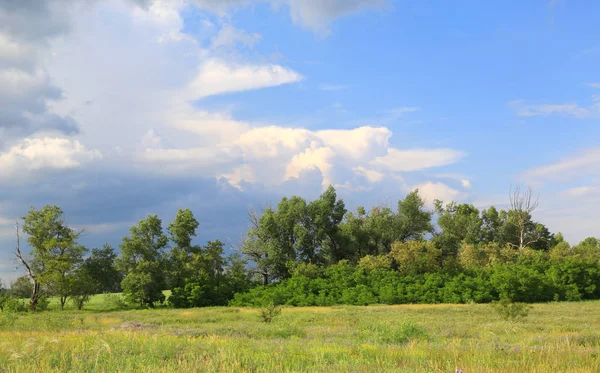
306, 186, 347, 263
83, 244, 122, 293
68, 267, 97, 310
17, 206, 86, 310
118, 215, 168, 307
433, 201, 482, 265
9, 276, 33, 299
167, 209, 200, 290
396, 190, 434, 242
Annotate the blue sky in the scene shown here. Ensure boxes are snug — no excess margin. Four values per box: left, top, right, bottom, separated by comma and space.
1, 0, 599, 283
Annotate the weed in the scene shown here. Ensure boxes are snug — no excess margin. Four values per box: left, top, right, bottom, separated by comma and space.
491, 298, 531, 321
259, 302, 282, 323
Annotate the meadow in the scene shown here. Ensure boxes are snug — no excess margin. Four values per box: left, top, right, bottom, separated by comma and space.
1, 294, 600, 372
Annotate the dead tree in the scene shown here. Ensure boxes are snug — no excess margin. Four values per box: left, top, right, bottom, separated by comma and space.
508, 186, 540, 250
242, 206, 271, 286
14, 222, 41, 311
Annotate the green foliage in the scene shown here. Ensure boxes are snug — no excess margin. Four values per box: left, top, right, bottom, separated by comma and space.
1, 297, 28, 313
101, 293, 128, 311
21, 205, 87, 310
491, 298, 531, 321
9, 275, 33, 299
83, 244, 122, 293
118, 215, 168, 308
259, 302, 282, 323
36, 295, 49, 311
375, 321, 428, 344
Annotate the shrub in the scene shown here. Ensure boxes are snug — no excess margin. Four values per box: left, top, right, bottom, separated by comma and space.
102, 293, 127, 311
259, 302, 282, 323
376, 321, 428, 344
491, 298, 531, 321
36, 295, 49, 311
2, 297, 28, 313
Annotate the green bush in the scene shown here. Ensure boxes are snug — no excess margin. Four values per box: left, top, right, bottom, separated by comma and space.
102, 293, 127, 311
2, 297, 28, 313
491, 298, 531, 321
375, 322, 428, 344
259, 302, 282, 323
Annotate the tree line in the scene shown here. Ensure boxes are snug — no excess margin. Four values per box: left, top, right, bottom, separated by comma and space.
2, 186, 599, 311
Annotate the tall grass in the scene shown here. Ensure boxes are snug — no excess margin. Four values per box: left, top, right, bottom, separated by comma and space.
1, 300, 600, 371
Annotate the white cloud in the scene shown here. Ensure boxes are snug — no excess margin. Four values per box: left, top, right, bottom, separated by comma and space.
564, 186, 594, 197
316, 126, 391, 160
371, 148, 466, 172
413, 182, 464, 205
0, 137, 101, 181
185, 59, 303, 100
521, 147, 600, 182
284, 143, 336, 187
353, 166, 385, 183
508, 100, 590, 118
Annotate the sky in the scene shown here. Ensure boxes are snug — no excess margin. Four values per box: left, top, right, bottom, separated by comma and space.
1, 0, 599, 283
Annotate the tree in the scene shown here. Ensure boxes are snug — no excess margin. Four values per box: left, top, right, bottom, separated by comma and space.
396, 190, 434, 242
83, 244, 122, 294
69, 267, 97, 310
306, 186, 347, 263
17, 206, 85, 310
242, 206, 275, 285
507, 186, 544, 250
167, 209, 200, 290
433, 201, 483, 265
389, 240, 442, 275
118, 215, 168, 307
9, 275, 33, 299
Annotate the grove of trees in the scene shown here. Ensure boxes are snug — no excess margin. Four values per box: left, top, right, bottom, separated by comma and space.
3, 186, 600, 311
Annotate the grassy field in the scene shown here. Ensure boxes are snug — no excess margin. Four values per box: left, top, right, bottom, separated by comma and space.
1, 295, 600, 372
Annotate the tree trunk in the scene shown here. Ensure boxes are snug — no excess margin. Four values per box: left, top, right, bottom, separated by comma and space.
30, 282, 40, 312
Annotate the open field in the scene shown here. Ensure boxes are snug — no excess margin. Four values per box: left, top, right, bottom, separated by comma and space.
2, 298, 600, 372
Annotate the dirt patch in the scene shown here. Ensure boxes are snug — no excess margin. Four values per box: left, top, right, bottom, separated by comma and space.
172, 329, 209, 337
112, 321, 155, 331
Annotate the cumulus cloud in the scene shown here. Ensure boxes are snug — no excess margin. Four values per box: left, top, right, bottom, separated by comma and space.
413, 181, 464, 205
0, 137, 101, 182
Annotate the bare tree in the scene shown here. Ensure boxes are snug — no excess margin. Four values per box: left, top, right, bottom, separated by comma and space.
14, 222, 41, 311
508, 186, 540, 250
241, 206, 271, 285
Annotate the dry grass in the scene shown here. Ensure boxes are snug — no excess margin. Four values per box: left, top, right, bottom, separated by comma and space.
1, 299, 599, 372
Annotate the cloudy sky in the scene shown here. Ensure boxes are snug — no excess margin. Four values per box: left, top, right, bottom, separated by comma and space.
1, 0, 599, 282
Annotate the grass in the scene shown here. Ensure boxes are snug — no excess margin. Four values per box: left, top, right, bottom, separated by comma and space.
1, 296, 600, 372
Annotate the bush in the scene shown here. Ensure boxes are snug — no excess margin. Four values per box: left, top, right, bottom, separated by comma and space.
2, 297, 28, 313
259, 302, 282, 323
0, 311, 20, 329
491, 298, 531, 321
36, 295, 49, 311
102, 293, 127, 311
376, 321, 428, 344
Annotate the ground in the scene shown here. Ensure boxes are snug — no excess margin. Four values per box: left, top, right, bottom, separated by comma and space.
1, 295, 599, 372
